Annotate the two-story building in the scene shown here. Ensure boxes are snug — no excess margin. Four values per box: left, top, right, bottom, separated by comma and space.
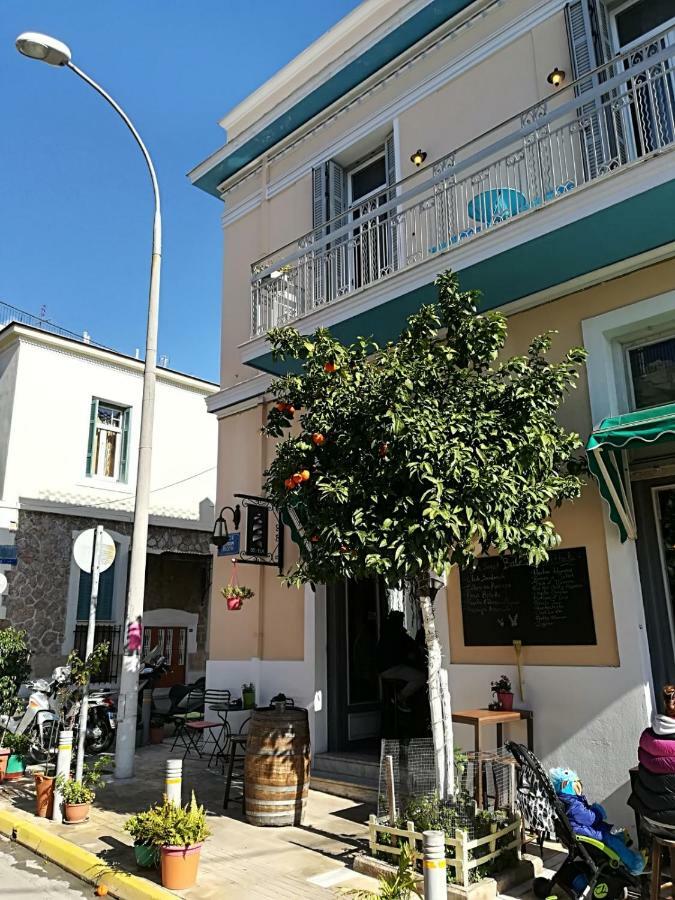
190, 0, 675, 821
0, 307, 218, 684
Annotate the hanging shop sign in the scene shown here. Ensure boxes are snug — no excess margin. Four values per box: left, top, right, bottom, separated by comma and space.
234, 494, 284, 573
217, 532, 241, 557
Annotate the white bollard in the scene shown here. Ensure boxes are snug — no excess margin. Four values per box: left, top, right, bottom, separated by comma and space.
423, 830, 447, 900
52, 729, 73, 822
165, 759, 182, 807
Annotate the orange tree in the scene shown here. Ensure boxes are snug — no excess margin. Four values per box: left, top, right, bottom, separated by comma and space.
263, 271, 586, 798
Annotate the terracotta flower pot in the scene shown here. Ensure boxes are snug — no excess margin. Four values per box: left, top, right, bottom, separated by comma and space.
4, 754, 25, 780
64, 801, 90, 823
497, 691, 514, 711
0, 748, 10, 782
160, 843, 202, 890
34, 774, 55, 818
150, 726, 164, 745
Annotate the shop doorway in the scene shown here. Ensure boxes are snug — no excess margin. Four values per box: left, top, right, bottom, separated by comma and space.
633, 475, 675, 689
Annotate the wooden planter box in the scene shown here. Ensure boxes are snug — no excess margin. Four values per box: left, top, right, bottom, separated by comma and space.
364, 813, 523, 891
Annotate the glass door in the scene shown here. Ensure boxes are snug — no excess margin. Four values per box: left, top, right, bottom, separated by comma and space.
653, 485, 675, 654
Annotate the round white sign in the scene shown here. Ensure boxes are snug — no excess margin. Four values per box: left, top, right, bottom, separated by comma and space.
73, 528, 116, 574
0, 573, 7, 595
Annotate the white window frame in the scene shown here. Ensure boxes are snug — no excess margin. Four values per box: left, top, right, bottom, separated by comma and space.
608, 0, 675, 55
623, 329, 675, 410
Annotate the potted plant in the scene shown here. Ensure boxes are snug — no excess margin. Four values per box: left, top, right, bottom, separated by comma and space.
34, 767, 55, 818
0, 627, 31, 781
221, 584, 254, 611
124, 806, 162, 869
125, 793, 210, 889
150, 716, 165, 744
491, 674, 514, 710
242, 682, 255, 709
55, 760, 105, 823
3, 732, 30, 780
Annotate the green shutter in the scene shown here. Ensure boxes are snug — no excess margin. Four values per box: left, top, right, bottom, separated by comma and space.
77, 558, 116, 621
119, 407, 131, 482
86, 398, 99, 476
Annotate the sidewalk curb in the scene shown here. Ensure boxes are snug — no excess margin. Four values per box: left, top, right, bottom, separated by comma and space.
0, 808, 175, 900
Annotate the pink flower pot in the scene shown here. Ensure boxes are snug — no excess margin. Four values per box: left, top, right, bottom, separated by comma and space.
497, 691, 514, 711
161, 843, 202, 889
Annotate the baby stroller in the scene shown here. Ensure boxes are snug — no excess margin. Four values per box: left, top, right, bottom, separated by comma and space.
506, 741, 641, 900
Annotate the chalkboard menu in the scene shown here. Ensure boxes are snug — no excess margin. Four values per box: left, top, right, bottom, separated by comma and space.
459, 547, 596, 646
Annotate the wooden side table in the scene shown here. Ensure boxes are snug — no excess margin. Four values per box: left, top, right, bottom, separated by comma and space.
452, 708, 534, 753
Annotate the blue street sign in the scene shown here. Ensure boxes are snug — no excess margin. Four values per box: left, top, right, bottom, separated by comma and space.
0, 545, 17, 566
217, 532, 241, 557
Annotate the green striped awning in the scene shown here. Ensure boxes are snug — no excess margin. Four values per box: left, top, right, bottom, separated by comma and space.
586, 403, 675, 542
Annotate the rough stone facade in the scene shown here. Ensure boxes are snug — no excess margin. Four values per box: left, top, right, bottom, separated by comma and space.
5, 508, 211, 677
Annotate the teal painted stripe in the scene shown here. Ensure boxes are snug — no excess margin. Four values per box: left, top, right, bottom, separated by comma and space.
194, 0, 474, 197
245, 177, 675, 374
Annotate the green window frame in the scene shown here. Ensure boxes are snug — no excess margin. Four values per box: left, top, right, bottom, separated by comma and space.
86, 398, 131, 482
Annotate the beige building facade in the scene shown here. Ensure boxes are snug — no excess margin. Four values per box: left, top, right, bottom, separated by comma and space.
192, 0, 675, 822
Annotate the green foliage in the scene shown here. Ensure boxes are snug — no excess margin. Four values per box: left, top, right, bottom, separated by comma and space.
66, 641, 111, 687
344, 842, 421, 899
0, 627, 31, 720
263, 271, 587, 588
124, 793, 210, 849
3, 731, 31, 758
221, 585, 255, 601
490, 675, 512, 694
56, 760, 106, 805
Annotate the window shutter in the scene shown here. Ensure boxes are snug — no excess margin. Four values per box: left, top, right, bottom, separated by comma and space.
384, 133, 399, 273
565, 1, 607, 178
77, 558, 115, 622
119, 408, 131, 483
327, 160, 348, 297
311, 164, 328, 304
86, 398, 99, 476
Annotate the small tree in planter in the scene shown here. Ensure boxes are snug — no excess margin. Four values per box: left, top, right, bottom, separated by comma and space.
55, 759, 105, 823
263, 270, 586, 799
125, 793, 210, 889
0, 627, 31, 774
3, 732, 31, 780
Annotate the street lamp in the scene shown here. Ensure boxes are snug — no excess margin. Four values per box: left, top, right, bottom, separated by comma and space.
16, 31, 162, 780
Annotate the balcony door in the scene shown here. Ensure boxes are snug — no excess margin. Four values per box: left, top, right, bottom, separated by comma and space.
348, 153, 391, 291
610, 0, 675, 157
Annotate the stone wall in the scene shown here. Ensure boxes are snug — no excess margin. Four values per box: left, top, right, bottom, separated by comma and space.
5, 508, 211, 677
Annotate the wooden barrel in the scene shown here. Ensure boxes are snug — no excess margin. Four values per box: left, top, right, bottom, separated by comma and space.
244, 707, 310, 827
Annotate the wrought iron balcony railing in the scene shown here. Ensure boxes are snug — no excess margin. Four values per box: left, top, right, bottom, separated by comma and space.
250, 29, 675, 338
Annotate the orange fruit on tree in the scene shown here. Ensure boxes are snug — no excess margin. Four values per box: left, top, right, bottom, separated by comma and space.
292, 473, 303, 485
300, 470, 310, 482
275, 401, 286, 411
312, 433, 325, 446
284, 478, 295, 490
96, 887, 109, 897
323, 361, 336, 373
378, 442, 390, 457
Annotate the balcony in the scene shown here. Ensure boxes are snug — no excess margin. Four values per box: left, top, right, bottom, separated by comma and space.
250, 29, 675, 339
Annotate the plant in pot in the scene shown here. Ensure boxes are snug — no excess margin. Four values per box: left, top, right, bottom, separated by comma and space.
55, 760, 105, 824
221, 583, 254, 612
149, 716, 165, 744
491, 674, 514, 711
3, 732, 30, 780
0, 627, 31, 780
124, 806, 162, 869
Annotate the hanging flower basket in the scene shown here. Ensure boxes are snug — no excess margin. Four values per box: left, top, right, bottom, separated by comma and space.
221, 561, 254, 611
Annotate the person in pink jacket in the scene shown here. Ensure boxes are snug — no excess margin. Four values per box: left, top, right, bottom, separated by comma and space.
629, 685, 675, 832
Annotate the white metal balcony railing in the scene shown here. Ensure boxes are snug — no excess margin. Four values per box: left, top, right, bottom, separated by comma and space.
250, 29, 675, 338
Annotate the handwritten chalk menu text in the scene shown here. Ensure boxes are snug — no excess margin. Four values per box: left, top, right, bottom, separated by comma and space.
460, 547, 596, 646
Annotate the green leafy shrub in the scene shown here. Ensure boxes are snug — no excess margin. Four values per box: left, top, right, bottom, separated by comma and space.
66, 641, 111, 687
0, 627, 31, 725
124, 793, 210, 849
3, 731, 31, 758
220, 585, 254, 601
345, 843, 421, 899
56, 760, 106, 805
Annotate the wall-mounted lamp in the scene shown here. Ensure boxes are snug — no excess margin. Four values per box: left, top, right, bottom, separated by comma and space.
547, 67, 566, 88
427, 572, 446, 603
211, 504, 241, 549
410, 149, 427, 167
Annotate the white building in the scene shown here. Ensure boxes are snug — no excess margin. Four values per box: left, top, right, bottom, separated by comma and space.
0, 318, 218, 682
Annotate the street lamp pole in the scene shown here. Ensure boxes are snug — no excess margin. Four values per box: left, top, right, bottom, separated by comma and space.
16, 32, 161, 779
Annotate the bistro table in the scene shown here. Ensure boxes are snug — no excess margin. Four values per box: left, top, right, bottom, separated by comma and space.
452, 708, 534, 752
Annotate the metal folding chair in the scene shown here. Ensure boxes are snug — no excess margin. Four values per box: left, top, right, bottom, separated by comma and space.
169, 683, 206, 756
223, 715, 252, 812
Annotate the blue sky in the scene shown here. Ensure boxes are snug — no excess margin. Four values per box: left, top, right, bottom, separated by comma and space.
1, 1, 359, 383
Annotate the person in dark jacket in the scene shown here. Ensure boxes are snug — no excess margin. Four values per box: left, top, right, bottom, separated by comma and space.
629, 684, 675, 835
376, 611, 425, 712
551, 767, 645, 874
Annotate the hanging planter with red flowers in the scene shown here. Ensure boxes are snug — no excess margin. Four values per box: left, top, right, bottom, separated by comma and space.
221, 561, 254, 611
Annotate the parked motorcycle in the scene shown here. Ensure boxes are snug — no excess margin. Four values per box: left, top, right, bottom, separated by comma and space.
0, 667, 70, 764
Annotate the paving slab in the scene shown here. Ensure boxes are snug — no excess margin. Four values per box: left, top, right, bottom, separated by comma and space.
0, 741, 379, 899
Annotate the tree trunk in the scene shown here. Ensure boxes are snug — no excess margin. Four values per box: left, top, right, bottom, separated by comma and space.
438, 665, 455, 798
419, 592, 447, 800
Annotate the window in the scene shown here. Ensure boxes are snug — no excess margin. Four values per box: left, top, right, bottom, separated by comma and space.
77, 559, 115, 622
627, 334, 675, 409
86, 399, 131, 481
614, 0, 674, 48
